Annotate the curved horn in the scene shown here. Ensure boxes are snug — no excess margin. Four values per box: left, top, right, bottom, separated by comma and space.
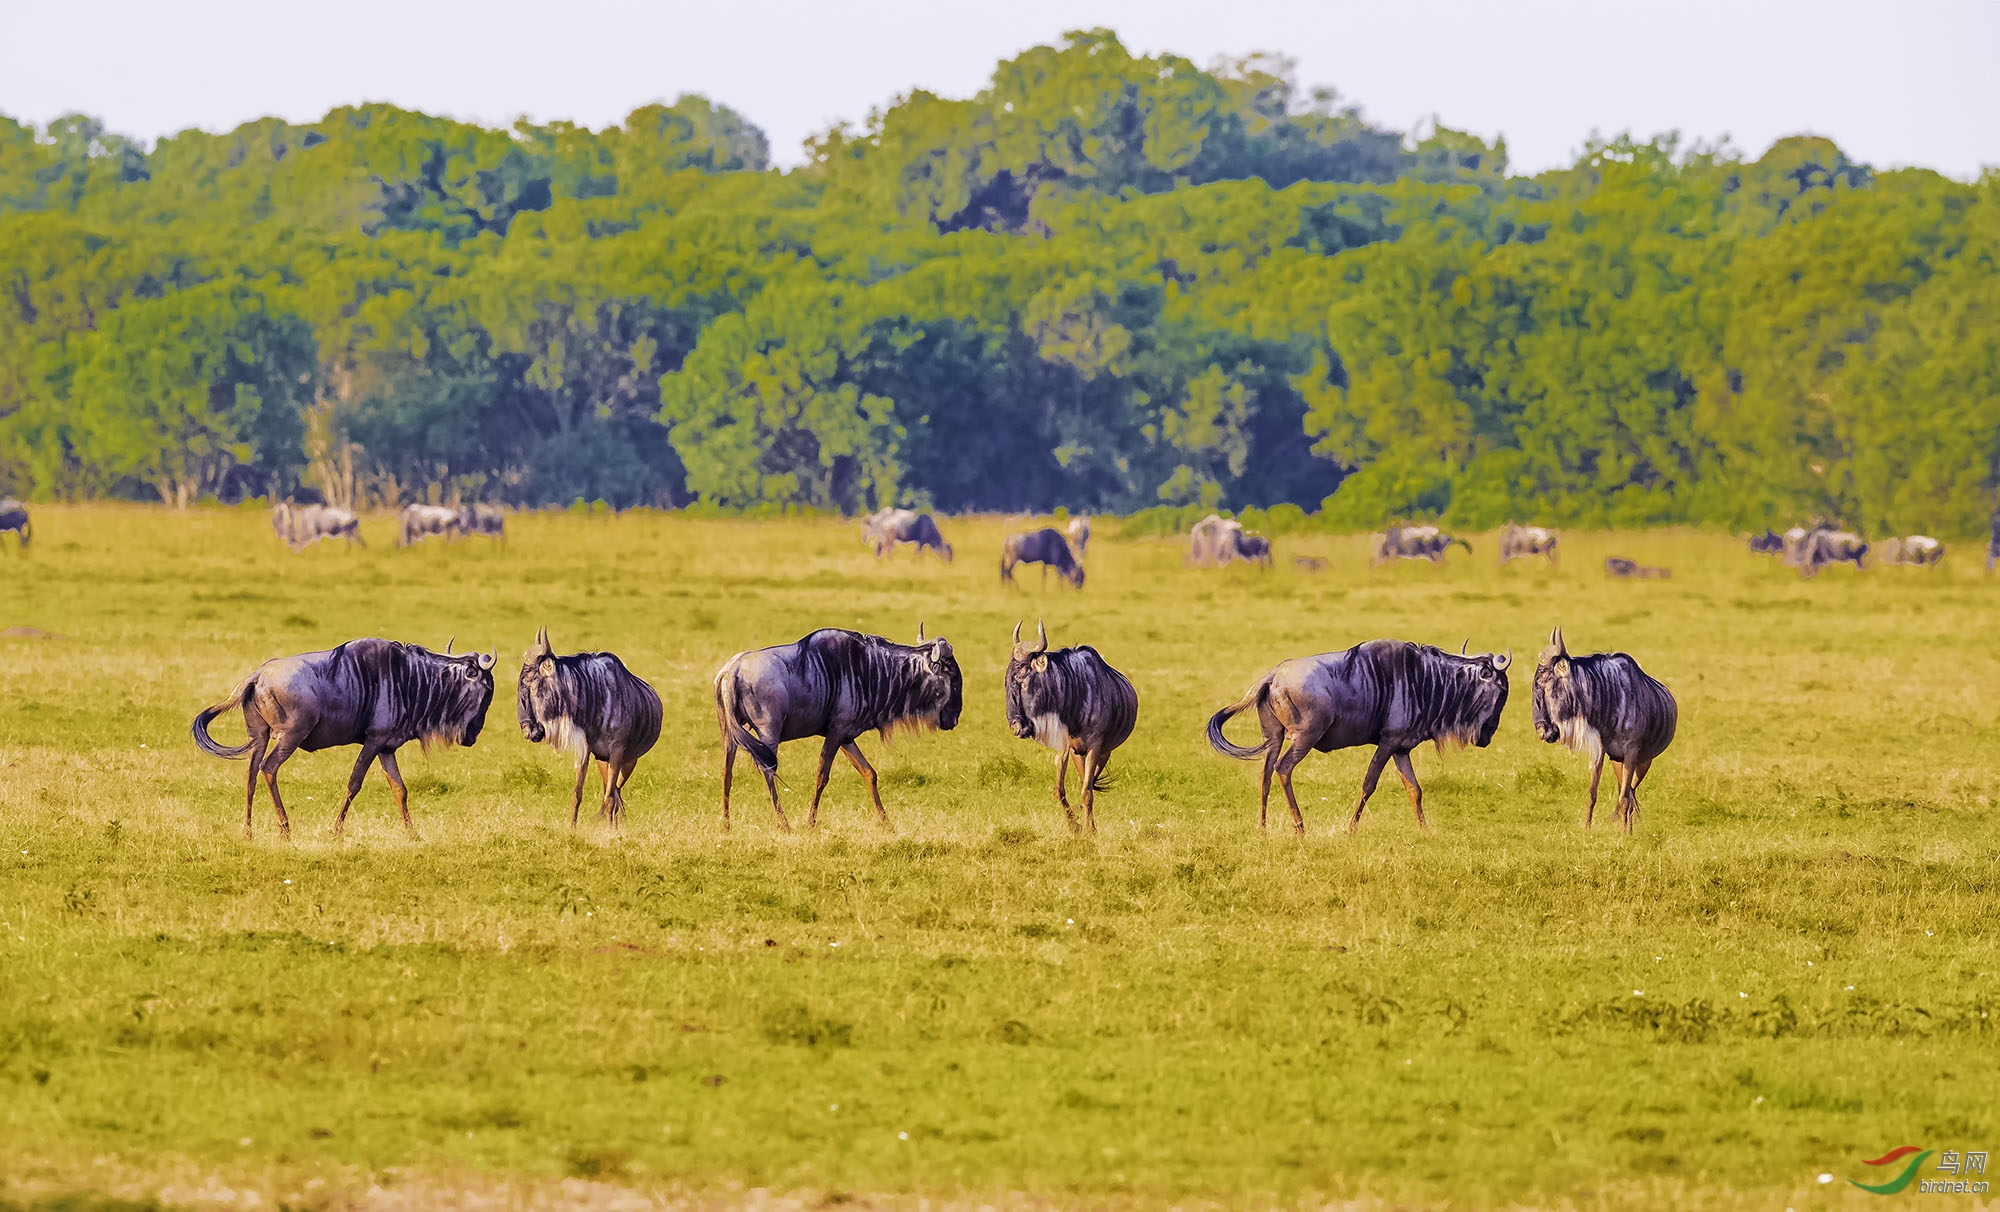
1035, 618, 1048, 654
1460, 638, 1469, 656
444, 636, 455, 655
1493, 647, 1512, 671
1553, 626, 1566, 656
1012, 620, 1023, 645
917, 620, 926, 643
536, 626, 552, 655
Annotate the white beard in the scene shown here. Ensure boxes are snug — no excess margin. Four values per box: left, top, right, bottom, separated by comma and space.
1558, 715, 1604, 762
545, 715, 588, 758
1031, 712, 1071, 751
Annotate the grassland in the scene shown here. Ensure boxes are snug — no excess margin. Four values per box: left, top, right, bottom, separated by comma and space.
2, 505, 1996, 1211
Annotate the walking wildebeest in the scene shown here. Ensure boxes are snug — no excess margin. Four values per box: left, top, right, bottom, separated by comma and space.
517, 628, 661, 830
1003, 620, 1138, 834
1877, 535, 1943, 567
191, 638, 497, 838
713, 626, 963, 830
1206, 638, 1511, 834
1001, 528, 1084, 589
1499, 524, 1559, 567
1370, 524, 1470, 566
1605, 557, 1671, 579
0, 498, 29, 551
1066, 516, 1091, 559
399, 503, 462, 547
1529, 627, 1676, 834
863, 508, 952, 561
1748, 529, 1785, 556
1188, 514, 1270, 567
272, 502, 364, 551
457, 504, 506, 542
1798, 529, 1867, 578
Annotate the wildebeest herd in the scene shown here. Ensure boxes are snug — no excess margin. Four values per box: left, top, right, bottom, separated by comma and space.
154, 500, 2000, 839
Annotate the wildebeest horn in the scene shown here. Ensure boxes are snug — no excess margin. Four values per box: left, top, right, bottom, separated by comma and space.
1551, 626, 1566, 656
444, 636, 455, 655
917, 620, 926, 643
1460, 638, 1469, 655
1036, 618, 1048, 654
536, 626, 552, 655
1012, 620, 1023, 645
1494, 648, 1512, 671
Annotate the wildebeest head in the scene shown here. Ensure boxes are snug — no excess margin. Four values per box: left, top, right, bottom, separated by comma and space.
430, 637, 498, 746
1004, 619, 1051, 738
1450, 639, 1513, 747
517, 627, 561, 744
910, 621, 964, 731
1529, 626, 1575, 743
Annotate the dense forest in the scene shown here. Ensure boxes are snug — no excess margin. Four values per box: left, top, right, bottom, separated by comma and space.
2, 30, 1997, 532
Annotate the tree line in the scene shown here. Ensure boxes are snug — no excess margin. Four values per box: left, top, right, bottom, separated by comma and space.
3, 29, 1996, 533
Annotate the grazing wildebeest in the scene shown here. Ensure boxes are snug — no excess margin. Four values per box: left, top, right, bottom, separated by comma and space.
457, 503, 506, 542
0, 498, 29, 551
1295, 556, 1328, 573
1747, 529, 1785, 556
1529, 627, 1677, 834
1066, 515, 1091, 559
1206, 638, 1511, 834
1605, 557, 1671, 579
863, 508, 952, 561
1188, 514, 1270, 567
1003, 620, 1139, 834
399, 503, 462, 547
1370, 524, 1470, 566
1498, 524, 1559, 567
1001, 528, 1084, 589
713, 626, 963, 830
272, 502, 364, 552
191, 638, 496, 838
1798, 529, 1867, 578
517, 628, 661, 830
1877, 535, 1943, 567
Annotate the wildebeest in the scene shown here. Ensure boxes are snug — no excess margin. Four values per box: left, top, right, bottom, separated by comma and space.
1370, 524, 1470, 566
1498, 524, 1559, 567
1206, 638, 1511, 834
863, 507, 953, 561
1748, 529, 1785, 555
457, 503, 506, 542
1798, 529, 1867, 578
1529, 627, 1676, 833
1295, 556, 1328, 573
1188, 514, 1271, 567
1003, 620, 1139, 834
1605, 557, 1671, 579
1877, 535, 1943, 567
191, 638, 497, 838
1989, 510, 2000, 573
0, 498, 29, 550
1066, 515, 1091, 559
517, 628, 661, 830
713, 626, 963, 830
399, 503, 462, 547
1001, 528, 1084, 589
272, 502, 364, 552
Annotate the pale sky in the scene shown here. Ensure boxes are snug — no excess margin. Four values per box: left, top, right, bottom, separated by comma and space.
3, 0, 1996, 178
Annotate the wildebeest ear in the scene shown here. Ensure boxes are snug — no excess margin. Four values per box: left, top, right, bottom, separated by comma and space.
1031, 654, 1049, 673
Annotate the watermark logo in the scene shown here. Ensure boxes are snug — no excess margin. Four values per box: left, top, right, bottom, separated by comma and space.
1845, 1146, 1989, 1195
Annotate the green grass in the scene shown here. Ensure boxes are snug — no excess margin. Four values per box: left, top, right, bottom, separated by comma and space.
2, 505, 1996, 1210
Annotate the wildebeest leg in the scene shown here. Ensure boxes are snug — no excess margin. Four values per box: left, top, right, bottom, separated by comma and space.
259, 737, 300, 839
378, 748, 414, 837
1391, 751, 1427, 829
331, 742, 382, 837
1621, 757, 1652, 834
759, 756, 790, 833
1256, 715, 1287, 830
569, 756, 590, 828
596, 760, 613, 823
841, 742, 890, 828
1583, 753, 1606, 827
243, 730, 269, 839
720, 737, 736, 830
1346, 745, 1394, 835
1273, 735, 1314, 836
1053, 752, 1078, 832
611, 757, 639, 830
1080, 748, 1105, 835
807, 737, 841, 829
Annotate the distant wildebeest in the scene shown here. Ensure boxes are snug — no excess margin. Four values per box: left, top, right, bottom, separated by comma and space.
1206, 638, 1511, 834
1798, 529, 1867, 578
1370, 524, 1470, 566
1605, 557, 1671, 579
457, 503, 506, 542
1989, 510, 2000, 573
1003, 620, 1139, 834
272, 502, 364, 552
1498, 524, 1559, 567
191, 638, 497, 838
1065, 515, 1091, 558
1001, 528, 1085, 589
0, 498, 29, 550
1529, 627, 1677, 834
1188, 514, 1271, 567
1295, 556, 1328, 573
713, 626, 963, 830
517, 628, 661, 830
1747, 529, 1785, 556
399, 503, 462, 547
1877, 535, 1943, 567
863, 507, 953, 561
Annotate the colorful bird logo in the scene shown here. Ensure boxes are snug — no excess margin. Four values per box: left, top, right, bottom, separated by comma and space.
1849, 1146, 1933, 1194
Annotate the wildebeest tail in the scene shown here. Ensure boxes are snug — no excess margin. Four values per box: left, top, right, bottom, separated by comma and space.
190, 679, 256, 759
714, 664, 777, 772
1205, 678, 1274, 760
